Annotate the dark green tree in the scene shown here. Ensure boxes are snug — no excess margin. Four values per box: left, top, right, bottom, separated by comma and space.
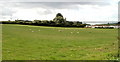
53, 13, 66, 25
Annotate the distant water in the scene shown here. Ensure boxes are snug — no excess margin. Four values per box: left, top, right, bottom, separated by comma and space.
86, 23, 107, 25
86, 21, 118, 25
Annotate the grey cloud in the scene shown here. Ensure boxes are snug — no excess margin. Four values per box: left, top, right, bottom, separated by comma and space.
38, 2, 110, 8
43, 9, 53, 15
0, 2, 17, 17
0, 0, 113, 2
0, 0, 114, 20
37, 9, 53, 15
6, 2, 110, 9
1, 7, 16, 16
11, 2, 109, 16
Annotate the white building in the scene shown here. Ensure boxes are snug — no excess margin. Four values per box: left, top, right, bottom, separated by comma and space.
86, 25, 119, 29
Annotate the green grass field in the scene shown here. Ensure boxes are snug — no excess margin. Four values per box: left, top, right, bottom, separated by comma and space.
2, 24, 118, 60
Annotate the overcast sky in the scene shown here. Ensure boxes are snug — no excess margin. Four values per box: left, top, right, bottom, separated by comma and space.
0, 0, 119, 23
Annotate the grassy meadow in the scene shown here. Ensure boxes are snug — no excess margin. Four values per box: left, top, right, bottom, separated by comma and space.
2, 24, 118, 60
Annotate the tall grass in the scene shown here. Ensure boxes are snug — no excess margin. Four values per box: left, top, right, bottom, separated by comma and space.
2, 24, 118, 60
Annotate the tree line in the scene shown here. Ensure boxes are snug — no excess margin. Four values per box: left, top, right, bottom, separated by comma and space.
1, 13, 87, 27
